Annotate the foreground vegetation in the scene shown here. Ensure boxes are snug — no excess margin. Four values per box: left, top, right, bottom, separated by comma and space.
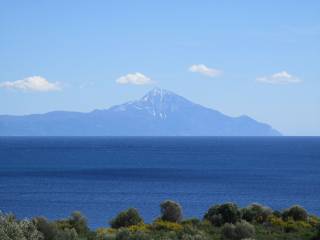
1, 201, 320, 240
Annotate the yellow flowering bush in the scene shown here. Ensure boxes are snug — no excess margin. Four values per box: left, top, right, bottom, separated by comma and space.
152, 220, 183, 231
127, 223, 150, 232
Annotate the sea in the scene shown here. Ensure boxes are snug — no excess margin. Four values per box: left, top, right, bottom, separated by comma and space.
0, 137, 319, 228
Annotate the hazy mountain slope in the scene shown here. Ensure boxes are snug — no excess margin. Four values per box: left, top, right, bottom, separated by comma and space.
0, 88, 281, 136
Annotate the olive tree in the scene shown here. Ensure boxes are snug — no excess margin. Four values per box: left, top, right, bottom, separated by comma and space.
68, 211, 89, 235
204, 203, 240, 226
221, 220, 255, 240
241, 203, 272, 223
282, 205, 308, 221
110, 208, 143, 228
160, 200, 183, 222
33, 217, 57, 240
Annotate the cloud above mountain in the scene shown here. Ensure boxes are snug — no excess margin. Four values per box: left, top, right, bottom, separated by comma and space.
0, 76, 61, 92
189, 64, 222, 77
257, 71, 301, 84
116, 72, 153, 85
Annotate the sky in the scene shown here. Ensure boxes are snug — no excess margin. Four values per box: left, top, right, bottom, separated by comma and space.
0, 1, 319, 136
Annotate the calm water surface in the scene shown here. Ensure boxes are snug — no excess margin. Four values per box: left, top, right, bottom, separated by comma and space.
0, 137, 319, 227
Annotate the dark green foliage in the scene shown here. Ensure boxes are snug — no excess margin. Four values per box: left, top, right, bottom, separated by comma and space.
316, 224, 320, 239
273, 210, 282, 218
241, 203, 272, 223
179, 224, 210, 240
221, 221, 255, 240
110, 208, 143, 229
54, 211, 93, 239
160, 200, 183, 223
181, 218, 202, 227
221, 223, 237, 240
33, 213, 95, 240
204, 203, 241, 226
54, 228, 78, 240
115, 228, 131, 240
283, 205, 308, 221
68, 211, 89, 235
33, 217, 57, 240
234, 220, 255, 239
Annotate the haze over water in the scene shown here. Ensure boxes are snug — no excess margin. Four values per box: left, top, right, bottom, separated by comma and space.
0, 137, 319, 227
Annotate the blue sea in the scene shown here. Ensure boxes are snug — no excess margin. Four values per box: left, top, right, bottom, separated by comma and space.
0, 137, 319, 227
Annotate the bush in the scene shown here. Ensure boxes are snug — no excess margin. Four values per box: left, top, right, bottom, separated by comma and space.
96, 227, 117, 240
316, 223, 320, 239
127, 223, 149, 232
0, 212, 43, 240
267, 214, 286, 230
204, 203, 240, 226
115, 228, 131, 240
181, 218, 202, 227
221, 221, 255, 240
112, 228, 150, 240
33, 217, 57, 240
160, 200, 183, 223
152, 220, 183, 231
282, 205, 308, 221
309, 215, 320, 227
241, 203, 272, 223
179, 225, 210, 240
54, 228, 78, 240
234, 221, 255, 240
110, 208, 143, 229
68, 211, 89, 235
221, 223, 237, 240
273, 210, 282, 218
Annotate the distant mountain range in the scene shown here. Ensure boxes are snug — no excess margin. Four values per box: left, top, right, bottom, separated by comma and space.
0, 88, 281, 136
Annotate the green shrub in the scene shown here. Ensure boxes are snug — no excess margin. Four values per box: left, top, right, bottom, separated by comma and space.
160, 200, 183, 223
241, 203, 272, 223
267, 214, 286, 230
221, 221, 255, 240
96, 227, 118, 240
221, 223, 237, 240
181, 218, 202, 227
273, 210, 282, 218
0, 212, 43, 240
110, 208, 143, 229
234, 221, 255, 239
204, 203, 240, 226
33, 217, 57, 240
152, 220, 183, 231
316, 223, 320, 239
127, 223, 149, 233
282, 205, 308, 221
115, 228, 130, 240
54, 228, 78, 240
68, 211, 89, 236
309, 215, 320, 227
179, 228, 210, 240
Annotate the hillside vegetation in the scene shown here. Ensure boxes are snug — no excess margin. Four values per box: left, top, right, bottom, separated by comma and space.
1, 200, 319, 240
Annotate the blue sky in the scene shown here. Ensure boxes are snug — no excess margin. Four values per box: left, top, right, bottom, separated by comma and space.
0, 0, 319, 135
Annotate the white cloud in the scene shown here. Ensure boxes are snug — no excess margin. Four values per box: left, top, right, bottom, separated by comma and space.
0, 76, 61, 92
116, 72, 153, 85
257, 71, 301, 84
189, 64, 222, 77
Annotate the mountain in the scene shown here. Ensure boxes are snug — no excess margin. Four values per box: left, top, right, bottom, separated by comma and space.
0, 88, 281, 136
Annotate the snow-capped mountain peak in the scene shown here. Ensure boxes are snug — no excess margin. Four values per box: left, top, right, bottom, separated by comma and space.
141, 88, 173, 102
110, 88, 192, 119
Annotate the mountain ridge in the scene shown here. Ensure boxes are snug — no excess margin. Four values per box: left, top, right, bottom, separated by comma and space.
0, 88, 281, 136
